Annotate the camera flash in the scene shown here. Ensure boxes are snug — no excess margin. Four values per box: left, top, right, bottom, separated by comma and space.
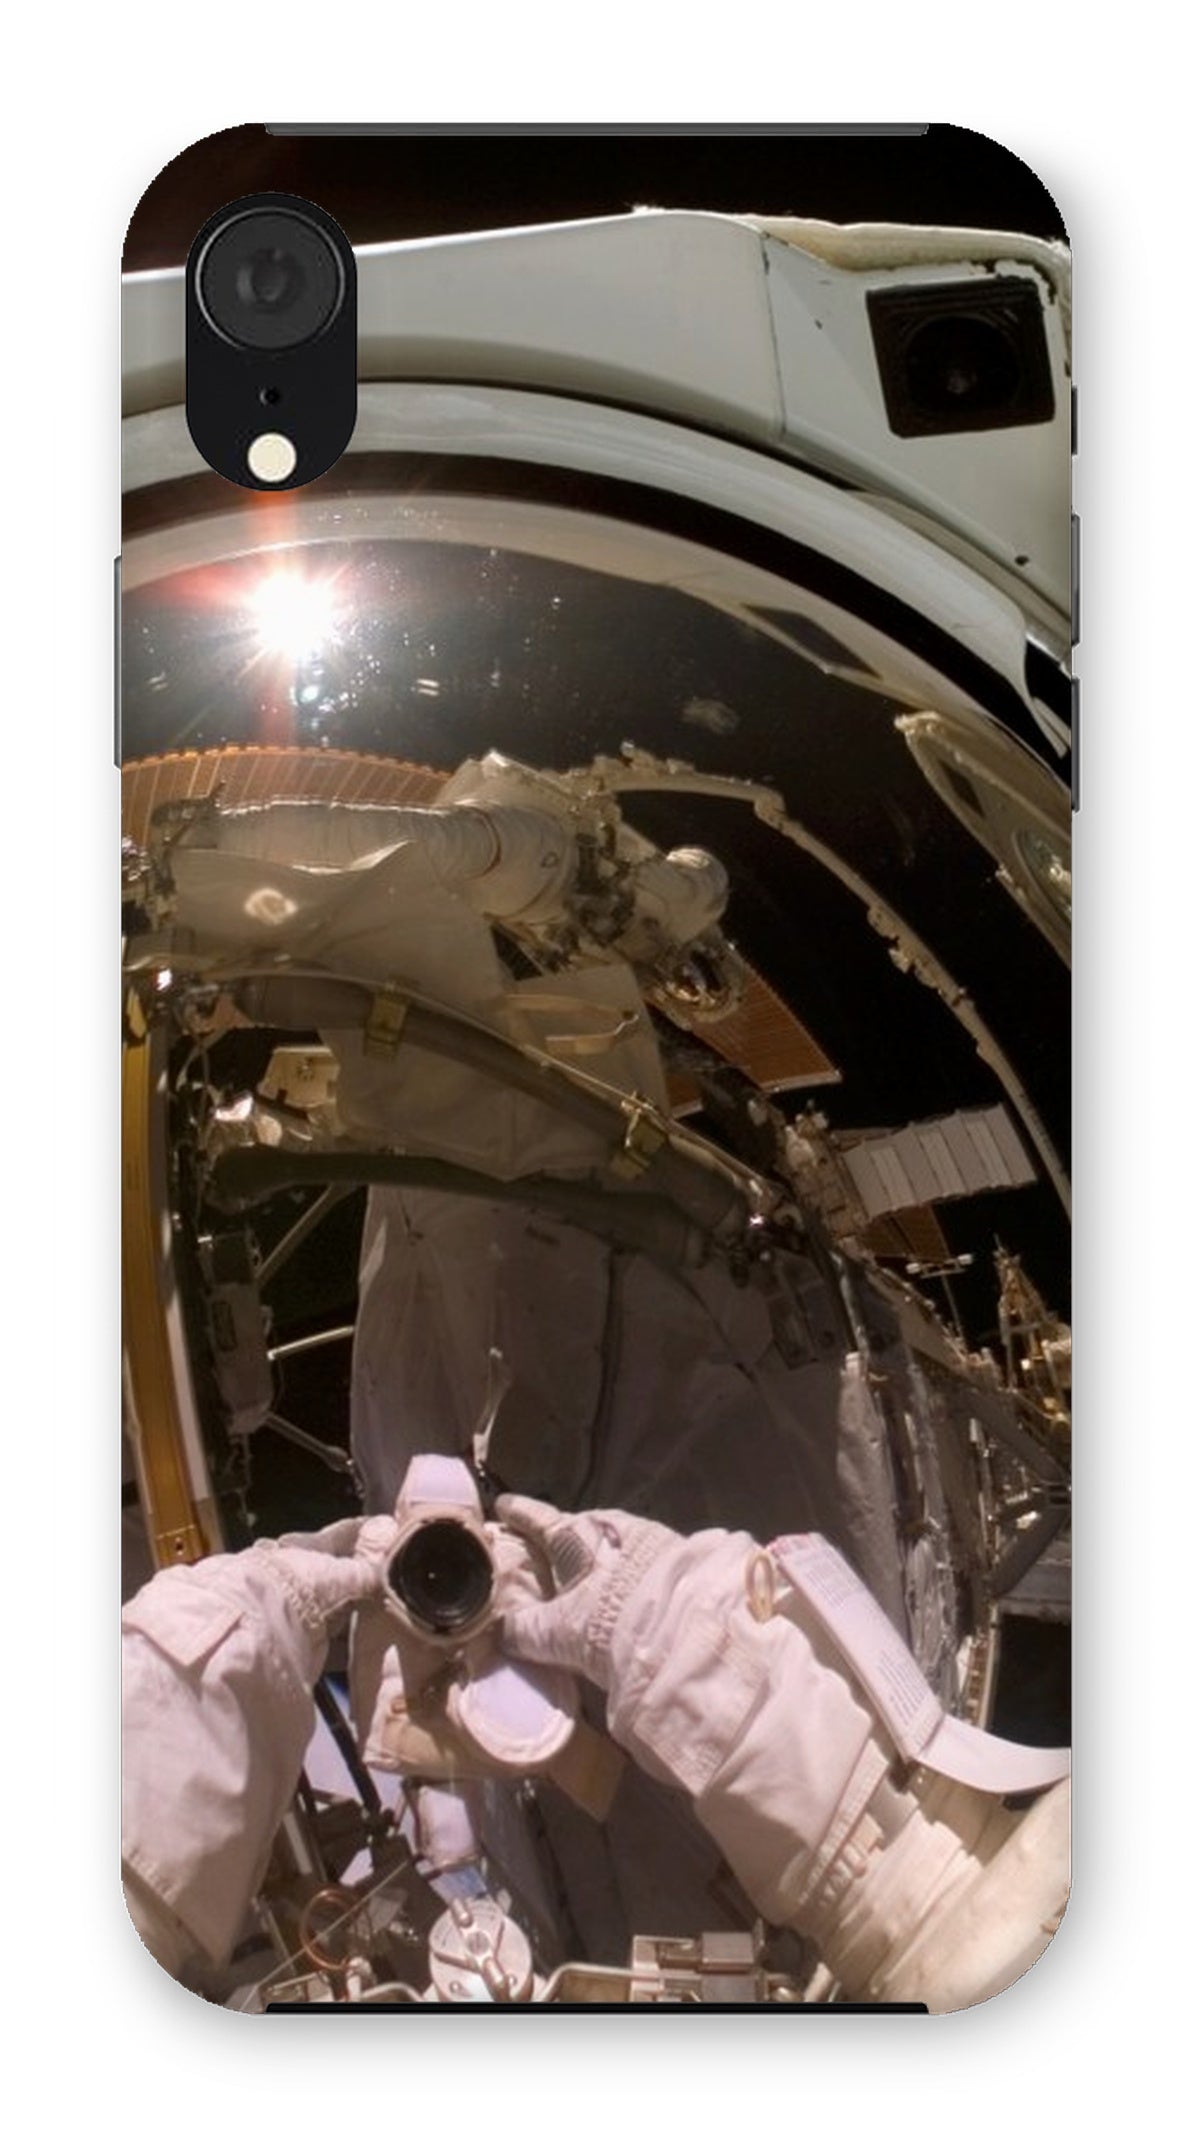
247, 431, 297, 483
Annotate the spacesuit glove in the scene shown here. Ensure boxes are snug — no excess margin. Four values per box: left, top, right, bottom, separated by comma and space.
249, 1516, 400, 1646
495, 1495, 681, 1691
279, 1515, 372, 1558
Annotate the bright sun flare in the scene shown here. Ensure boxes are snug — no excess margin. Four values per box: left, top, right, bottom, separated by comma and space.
249, 573, 342, 664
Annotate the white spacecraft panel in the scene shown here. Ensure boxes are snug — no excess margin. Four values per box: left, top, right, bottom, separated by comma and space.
843, 1106, 1035, 1218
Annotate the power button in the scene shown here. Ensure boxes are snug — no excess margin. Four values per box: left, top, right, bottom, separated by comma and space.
1071, 516, 1080, 646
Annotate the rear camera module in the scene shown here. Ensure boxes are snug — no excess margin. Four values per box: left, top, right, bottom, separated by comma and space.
196, 208, 345, 352
186, 191, 357, 488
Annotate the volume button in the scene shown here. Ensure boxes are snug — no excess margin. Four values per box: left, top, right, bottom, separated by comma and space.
1070, 516, 1080, 646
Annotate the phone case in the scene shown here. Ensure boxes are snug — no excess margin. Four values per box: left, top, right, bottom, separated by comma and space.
120, 126, 1073, 2013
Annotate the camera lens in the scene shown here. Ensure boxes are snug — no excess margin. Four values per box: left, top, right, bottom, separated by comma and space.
902, 313, 1022, 420
388, 1519, 494, 1635
196, 209, 345, 352
237, 250, 302, 312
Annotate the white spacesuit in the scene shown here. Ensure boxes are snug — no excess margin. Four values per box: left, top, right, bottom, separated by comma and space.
121, 1508, 1069, 2010
167, 777, 719, 1527
121, 1521, 394, 1977
134, 768, 1069, 2005
159, 768, 742, 1516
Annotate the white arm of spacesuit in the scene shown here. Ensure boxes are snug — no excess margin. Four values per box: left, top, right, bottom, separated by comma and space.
173, 799, 731, 951
497, 1504, 877, 1921
121, 1534, 388, 1974
177, 800, 577, 923
600, 1528, 878, 1924
498, 1500, 1070, 2006
500, 1517, 877, 1925
607, 1531, 1074, 2009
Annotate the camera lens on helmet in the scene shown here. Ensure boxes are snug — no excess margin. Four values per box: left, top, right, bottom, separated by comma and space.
196, 209, 345, 352
388, 1519, 495, 1636
902, 312, 1022, 420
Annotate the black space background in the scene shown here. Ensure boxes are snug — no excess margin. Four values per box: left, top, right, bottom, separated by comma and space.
124, 123, 1068, 270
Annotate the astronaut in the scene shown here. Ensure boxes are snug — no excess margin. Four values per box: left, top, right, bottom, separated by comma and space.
121, 1503, 1069, 2011
127, 768, 1069, 2004
144, 761, 736, 1513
